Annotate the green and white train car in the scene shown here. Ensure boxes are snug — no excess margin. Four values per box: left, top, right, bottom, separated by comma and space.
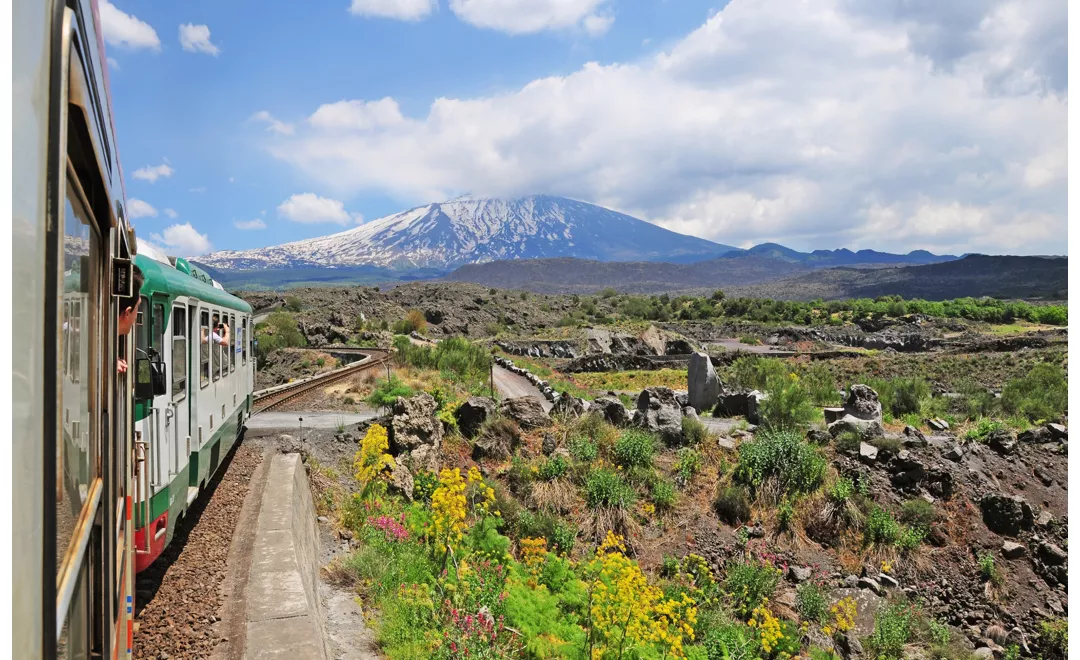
131, 242, 254, 572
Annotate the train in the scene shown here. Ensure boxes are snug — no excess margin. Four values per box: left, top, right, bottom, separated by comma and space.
13, 0, 256, 656
130, 247, 254, 571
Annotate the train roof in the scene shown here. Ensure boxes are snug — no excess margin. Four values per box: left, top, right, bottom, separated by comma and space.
135, 246, 252, 313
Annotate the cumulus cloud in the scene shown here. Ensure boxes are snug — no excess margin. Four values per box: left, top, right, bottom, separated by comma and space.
251, 110, 295, 135
127, 198, 157, 218
99, 0, 160, 50
150, 223, 213, 255
349, 0, 436, 21
164, 208, 178, 218
179, 24, 220, 55
234, 218, 267, 230
449, 0, 612, 35
133, 162, 175, 183
277, 193, 353, 224
265, 0, 1066, 255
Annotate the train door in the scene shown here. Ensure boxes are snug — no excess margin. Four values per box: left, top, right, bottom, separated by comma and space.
168, 304, 189, 481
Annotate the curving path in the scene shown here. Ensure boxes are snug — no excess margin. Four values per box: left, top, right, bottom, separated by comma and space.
492, 364, 553, 412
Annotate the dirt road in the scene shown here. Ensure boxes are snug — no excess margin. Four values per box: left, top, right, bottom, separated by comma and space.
492, 364, 553, 411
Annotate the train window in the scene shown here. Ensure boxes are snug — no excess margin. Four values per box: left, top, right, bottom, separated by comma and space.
153, 303, 165, 356
200, 310, 210, 388
172, 307, 187, 397
212, 312, 222, 381
230, 314, 236, 371
242, 318, 248, 364
57, 181, 101, 587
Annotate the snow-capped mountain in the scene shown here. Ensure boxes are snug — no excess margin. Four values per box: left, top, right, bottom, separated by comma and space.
196, 195, 735, 272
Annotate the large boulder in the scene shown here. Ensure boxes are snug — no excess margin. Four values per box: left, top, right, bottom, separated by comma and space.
498, 396, 552, 430
828, 414, 885, 439
634, 387, 684, 444
980, 493, 1034, 536
714, 390, 752, 418
843, 384, 883, 422
688, 352, 721, 413
455, 396, 496, 439
592, 396, 632, 427
387, 463, 415, 500
390, 393, 443, 454
986, 429, 1019, 456
552, 394, 588, 418
746, 390, 768, 425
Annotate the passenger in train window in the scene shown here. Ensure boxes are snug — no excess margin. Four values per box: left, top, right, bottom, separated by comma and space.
116, 264, 144, 373
202, 315, 230, 346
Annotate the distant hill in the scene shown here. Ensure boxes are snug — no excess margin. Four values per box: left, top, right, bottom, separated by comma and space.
738, 243, 957, 267
446, 254, 1066, 300
728, 255, 1068, 301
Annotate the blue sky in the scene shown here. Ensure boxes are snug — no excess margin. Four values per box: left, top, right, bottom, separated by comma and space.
102, 0, 1067, 258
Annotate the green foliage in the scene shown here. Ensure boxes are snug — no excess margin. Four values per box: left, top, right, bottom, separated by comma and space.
537, 455, 568, 481
674, 447, 703, 487
978, 552, 1003, 586
1001, 362, 1068, 422
1037, 618, 1068, 659
613, 428, 658, 468
650, 478, 677, 511
568, 435, 599, 463
927, 619, 951, 646
759, 373, 817, 430
367, 375, 415, 408
803, 363, 842, 406
702, 620, 761, 660
864, 506, 901, 547
869, 435, 904, 454
888, 377, 930, 416
394, 336, 492, 391
865, 599, 919, 660
796, 582, 829, 624
896, 527, 926, 552
584, 467, 635, 509
723, 559, 782, 620
956, 379, 997, 420
515, 510, 576, 555
412, 470, 437, 503
283, 295, 303, 312
828, 477, 854, 503
714, 485, 751, 525
734, 428, 827, 499
682, 415, 710, 446
834, 430, 862, 453
899, 499, 937, 532
728, 357, 788, 391
254, 311, 308, 362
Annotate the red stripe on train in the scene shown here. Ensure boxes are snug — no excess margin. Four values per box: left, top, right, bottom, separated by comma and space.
134, 510, 169, 573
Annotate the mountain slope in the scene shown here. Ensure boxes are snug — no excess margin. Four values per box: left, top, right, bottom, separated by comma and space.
196, 195, 736, 272
739, 243, 957, 266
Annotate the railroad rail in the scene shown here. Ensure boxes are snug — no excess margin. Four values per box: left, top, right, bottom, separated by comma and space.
251, 348, 392, 414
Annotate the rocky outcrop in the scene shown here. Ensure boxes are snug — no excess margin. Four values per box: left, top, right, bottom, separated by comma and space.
455, 396, 496, 439
980, 493, 1034, 536
687, 352, 721, 413
388, 463, 415, 500
828, 415, 885, 439
552, 393, 588, 418
592, 396, 632, 427
499, 396, 552, 430
390, 393, 443, 454
844, 384, 883, 422
634, 387, 684, 444
495, 340, 578, 359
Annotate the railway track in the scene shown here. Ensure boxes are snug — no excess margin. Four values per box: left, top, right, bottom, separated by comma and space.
251, 348, 392, 414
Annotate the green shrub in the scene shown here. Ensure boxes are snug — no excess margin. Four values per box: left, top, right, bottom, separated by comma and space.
584, 467, 635, 508
613, 428, 657, 468
796, 582, 828, 624
734, 428, 827, 499
759, 374, 817, 429
1037, 618, 1068, 659
888, 377, 930, 416
864, 506, 901, 547
723, 560, 782, 620
834, 430, 862, 453
865, 599, 919, 660
896, 527, 926, 552
568, 435, 598, 462
650, 478, 677, 511
827, 477, 854, 503
412, 470, 437, 503
803, 362, 842, 406
681, 415, 710, 446
927, 619, 951, 646
956, 379, 996, 420
964, 417, 1007, 442
367, 375, 415, 408
728, 357, 788, 391
900, 499, 937, 532
714, 485, 751, 525
702, 619, 761, 660
515, 510, 576, 555
537, 455, 568, 481
978, 552, 1003, 586
1001, 363, 1068, 422
284, 295, 303, 312
674, 447, 703, 487
869, 435, 904, 454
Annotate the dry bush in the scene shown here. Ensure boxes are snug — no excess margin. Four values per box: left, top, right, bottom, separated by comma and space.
578, 505, 641, 548
528, 477, 580, 515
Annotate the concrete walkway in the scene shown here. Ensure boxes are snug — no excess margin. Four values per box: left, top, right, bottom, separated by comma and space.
244, 453, 329, 659
246, 410, 379, 430
492, 364, 553, 411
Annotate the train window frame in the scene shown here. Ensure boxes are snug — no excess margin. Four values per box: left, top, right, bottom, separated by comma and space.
212, 311, 222, 381
241, 317, 248, 364
152, 302, 165, 356
230, 314, 236, 371
172, 306, 187, 400
200, 310, 210, 388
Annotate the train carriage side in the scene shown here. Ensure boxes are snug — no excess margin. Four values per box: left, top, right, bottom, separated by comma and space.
131, 250, 254, 572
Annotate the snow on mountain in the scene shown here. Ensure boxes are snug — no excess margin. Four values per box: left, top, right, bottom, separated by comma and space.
196, 195, 735, 271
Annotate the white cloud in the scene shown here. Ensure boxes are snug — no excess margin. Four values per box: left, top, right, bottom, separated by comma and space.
164, 208, 178, 218
234, 218, 267, 230
107, 57, 120, 70
449, 0, 612, 35
277, 193, 353, 224
99, 0, 161, 51
127, 198, 157, 218
251, 110, 295, 135
132, 162, 175, 183
150, 223, 213, 255
265, 0, 1066, 255
349, 0, 436, 21
179, 24, 220, 55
